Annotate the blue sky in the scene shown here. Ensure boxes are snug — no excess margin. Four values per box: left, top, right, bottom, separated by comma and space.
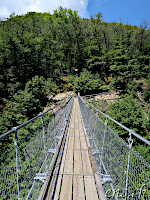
87, 0, 150, 27
0, 0, 150, 28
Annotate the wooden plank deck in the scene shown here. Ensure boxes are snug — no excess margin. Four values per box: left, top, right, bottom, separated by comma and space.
48, 98, 99, 200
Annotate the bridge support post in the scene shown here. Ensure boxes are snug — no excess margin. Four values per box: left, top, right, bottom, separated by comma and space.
12, 127, 20, 200
52, 112, 56, 148
92, 109, 98, 148
125, 130, 133, 200
99, 174, 112, 185
63, 102, 66, 126
99, 117, 108, 173
41, 114, 48, 174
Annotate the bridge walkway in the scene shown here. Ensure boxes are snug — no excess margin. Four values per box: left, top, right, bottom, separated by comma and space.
47, 97, 99, 200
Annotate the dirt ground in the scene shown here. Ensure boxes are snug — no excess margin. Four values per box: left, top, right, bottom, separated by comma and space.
53, 91, 74, 101
93, 91, 120, 104
41, 91, 74, 114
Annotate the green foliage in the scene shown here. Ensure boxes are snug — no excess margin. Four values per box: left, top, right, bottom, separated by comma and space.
100, 85, 110, 92
143, 74, 150, 103
45, 78, 58, 95
74, 69, 102, 95
110, 65, 133, 91
0, 7, 149, 163
107, 94, 150, 162
0, 75, 57, 135
0, 8, 149, 97
107, 95, 149, 137
25, 76, 47, 106
55, 76, 73, 92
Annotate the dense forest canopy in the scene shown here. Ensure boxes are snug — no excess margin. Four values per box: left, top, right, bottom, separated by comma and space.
0, 7, 149, 161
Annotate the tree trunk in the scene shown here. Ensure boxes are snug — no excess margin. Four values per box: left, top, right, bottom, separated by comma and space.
57, 36, 62, 74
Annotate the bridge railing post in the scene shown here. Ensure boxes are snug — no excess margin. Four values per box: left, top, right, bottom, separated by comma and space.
125, 130, 133, 200
99, 117, 108, 173
41, 114, 48, 173
63, 101, 66, 126
91, 109, 98, 149
12, 127, 20, 200
93, 109, 98, 135
52, 111, 56, 148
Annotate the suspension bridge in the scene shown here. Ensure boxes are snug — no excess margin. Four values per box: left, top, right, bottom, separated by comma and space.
0, 94, 150, 200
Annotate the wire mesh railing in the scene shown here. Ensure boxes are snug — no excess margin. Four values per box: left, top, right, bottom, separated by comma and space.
78, 95, 150, 200
0, 95, 74, 200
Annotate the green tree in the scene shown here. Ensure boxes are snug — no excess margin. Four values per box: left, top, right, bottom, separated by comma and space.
143, 74, 150, 103
107, 95, 149, 138
74, 69, 102, 95
107, 94, 150, 162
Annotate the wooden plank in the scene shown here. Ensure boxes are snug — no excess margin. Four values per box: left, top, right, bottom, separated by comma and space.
80, 137, 88, 150
83, 127, 91, 148
67, 136, 74, 149
81, 150, 93, 175
77, 116, 81, 122
75, 118, 78, 123
38, 120, 68, 200
70, 113, 74, 127
80, 130, 85, 137
70, 122, 74, 129
88, 147, 106, 200
64, 150, 73, 175
59, 148, 67, 174
74, 136, 80, 150
69, 128, 74, 137
45, 174, 57, 200
73, 176, 85, 200
78, 119, 83, 125
74, 150, 83, 175
82, 112, 106, 199
64, 133, 69, 151
59, 175, 72, 200
45, 98, 106, 200
79, 122, 84, 133
84, 176, 99, 200
47, 136, 67, 199
54, 175, 62, 200
78, 112, 81, 117
75, 129, 80, 137
74, 122, 78, 129
57, 125, 72, 175
95, 173, 106, 200
79, 128, 85, 137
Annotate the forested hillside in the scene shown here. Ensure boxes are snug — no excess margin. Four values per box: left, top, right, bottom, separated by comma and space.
0, 7, 150, 160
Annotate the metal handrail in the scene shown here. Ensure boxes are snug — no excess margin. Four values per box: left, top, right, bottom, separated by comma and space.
0, 95, 73, 140
0, 94, 74, 200
78, 94, 150, 200
80, 95, 150, 146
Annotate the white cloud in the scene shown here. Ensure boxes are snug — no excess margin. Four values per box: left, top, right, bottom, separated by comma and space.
0, 6, 9, 16
0, 0, 89, 18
